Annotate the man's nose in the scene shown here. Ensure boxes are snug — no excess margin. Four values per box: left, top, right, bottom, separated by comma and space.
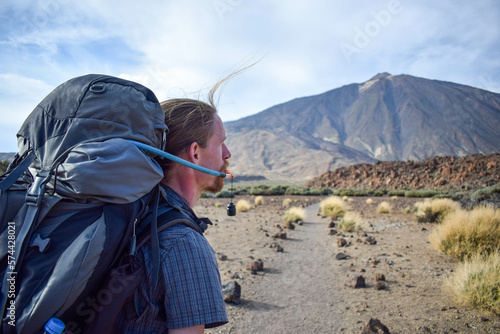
223, 144, 231, 160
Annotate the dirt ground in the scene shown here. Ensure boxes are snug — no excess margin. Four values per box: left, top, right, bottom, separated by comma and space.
193, 195, 500, 334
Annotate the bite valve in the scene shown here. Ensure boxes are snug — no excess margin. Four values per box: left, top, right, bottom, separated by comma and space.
225, 169, 236, 216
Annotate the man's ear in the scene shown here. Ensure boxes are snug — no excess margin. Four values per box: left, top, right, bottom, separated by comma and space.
188, 142, 200, 164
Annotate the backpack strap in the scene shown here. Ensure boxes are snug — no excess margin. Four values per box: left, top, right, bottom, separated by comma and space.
0, 150, 35, 192
0, 169, 58, 320
136, 207, 202, 251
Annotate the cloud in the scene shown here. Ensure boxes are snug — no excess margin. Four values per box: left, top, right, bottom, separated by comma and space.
0, 0, 499, 153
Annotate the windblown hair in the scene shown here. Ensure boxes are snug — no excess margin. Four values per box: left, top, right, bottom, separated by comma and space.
159, 66, 249, 173
160, 98, 217, 162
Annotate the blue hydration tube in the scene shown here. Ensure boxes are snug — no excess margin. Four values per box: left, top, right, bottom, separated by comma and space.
128, 140, 231, 179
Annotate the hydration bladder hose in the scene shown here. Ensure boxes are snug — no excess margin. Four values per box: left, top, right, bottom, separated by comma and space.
128, 140, 232, 178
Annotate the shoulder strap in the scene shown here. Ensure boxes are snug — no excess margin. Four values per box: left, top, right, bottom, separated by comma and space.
0, 150, 35, 192
136, 208, 202, 251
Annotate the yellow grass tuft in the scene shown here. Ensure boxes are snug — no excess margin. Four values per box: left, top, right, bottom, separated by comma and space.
429, 206, 500, 261
377, 201, 392, 214
214, 202, 223, 208
235, 199, 252, 213
444, 251, 500, 314
415, 198, 461, 223
338, 211, 363, 232
283, 207, 306, 223
319, 196, 348, 218
366, 198, 374, 205
282, 198, 292, 207
254, 196, 264, 206
391, 196, 398, 201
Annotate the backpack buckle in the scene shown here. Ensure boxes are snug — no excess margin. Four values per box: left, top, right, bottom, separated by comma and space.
26, 171, 51, 207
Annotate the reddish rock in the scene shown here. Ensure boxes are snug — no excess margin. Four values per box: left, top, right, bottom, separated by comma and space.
306, 153, 500, 191
247, 259, 264, 272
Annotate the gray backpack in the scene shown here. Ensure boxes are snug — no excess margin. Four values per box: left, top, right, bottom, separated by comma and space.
0, 74, 168, 333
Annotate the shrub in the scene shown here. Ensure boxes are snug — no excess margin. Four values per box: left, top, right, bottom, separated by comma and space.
377, 201, 392, 213
235, 199, 252, 213
215, 202, 223, 208
391, 196, 398, 201
254, 196, 264, 206
471, 183, 500, 202
401, 206, 412, 214
0, 159, 9, 174
285, 186, 331, 196
404, 189, 443, 198
415, 198, 461, 223
338, 212, 363, 232
444, 251, 500, 314
339, 189, 356, 197
429, 206, 500, 261
282, 198, 292, 207
342, 196, 349, 202
366, 198, 374, 205
319, 196, 347, 218
283, 207, 306, 222
387, 190, 406, 197
215, 189, 233, 198
249, 185, 287, 196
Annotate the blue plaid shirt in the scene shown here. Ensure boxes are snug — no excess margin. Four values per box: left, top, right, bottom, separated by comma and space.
115, 187, 228, 332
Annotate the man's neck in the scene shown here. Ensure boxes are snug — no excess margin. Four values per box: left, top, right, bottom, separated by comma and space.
160, 176, 200, 208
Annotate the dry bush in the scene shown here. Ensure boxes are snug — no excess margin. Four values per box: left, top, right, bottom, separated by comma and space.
445, 251, 500, 314
282, 198, 292, 207
366, 198, 373, 205
214, 202, 223, 208
235, 199, 252, 213
283, 207, 306, 223
391, 196, 398, 201
377, 201, 392, 213
342, 195, 349, 202
429, 206, 500, 261
338, 211, 363, 232
254, 196, 264, 206
415, 198, 461, 223
319, 196, 347, 218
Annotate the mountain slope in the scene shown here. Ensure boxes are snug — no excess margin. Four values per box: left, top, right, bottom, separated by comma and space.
225, 73, 500, 182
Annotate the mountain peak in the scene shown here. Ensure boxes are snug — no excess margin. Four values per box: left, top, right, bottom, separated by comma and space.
368, 72, 392, 81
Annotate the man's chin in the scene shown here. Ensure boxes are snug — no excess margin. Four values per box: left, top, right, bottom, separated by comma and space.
204, 164, 228, 193
204, 179, 225, 194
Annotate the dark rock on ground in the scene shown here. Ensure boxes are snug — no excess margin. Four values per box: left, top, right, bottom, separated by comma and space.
222, 281, 241, 304
348, 275, 366, 288
247, 259, 264, 272
361, 318, 390, 333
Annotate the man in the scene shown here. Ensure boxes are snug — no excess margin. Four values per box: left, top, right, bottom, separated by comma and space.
115, 96, 231, 333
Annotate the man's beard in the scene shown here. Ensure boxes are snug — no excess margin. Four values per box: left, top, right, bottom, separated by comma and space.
204, 161, 229, 193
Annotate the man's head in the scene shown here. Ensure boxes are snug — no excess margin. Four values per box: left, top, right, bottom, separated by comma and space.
160, 98, 231, 193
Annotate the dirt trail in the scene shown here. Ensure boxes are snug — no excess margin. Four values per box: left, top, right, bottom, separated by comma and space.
198, 196, 500, 334
223, 203, 346, 333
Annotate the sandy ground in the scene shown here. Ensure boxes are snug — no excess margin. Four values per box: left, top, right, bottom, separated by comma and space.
193, 195, 500, 334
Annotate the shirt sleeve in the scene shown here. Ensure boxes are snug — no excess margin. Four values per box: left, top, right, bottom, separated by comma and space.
161, 226, 228, 329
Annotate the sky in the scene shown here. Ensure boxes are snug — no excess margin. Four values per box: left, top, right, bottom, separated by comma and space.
1, 0, 499, 152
